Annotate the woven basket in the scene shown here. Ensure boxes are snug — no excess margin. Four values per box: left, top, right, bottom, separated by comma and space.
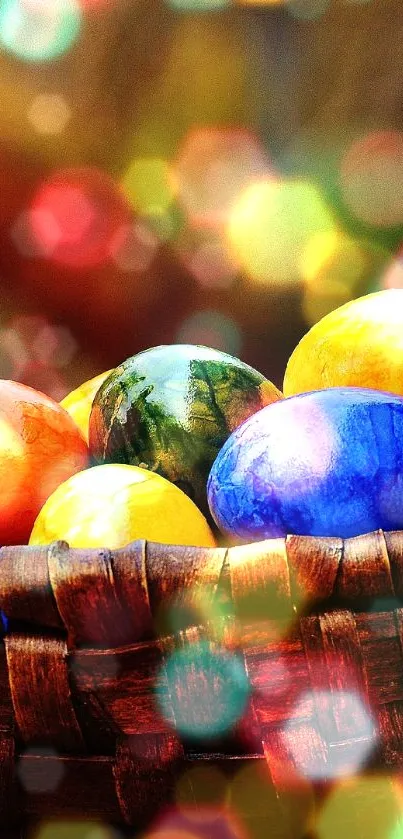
1, 529, 403, 836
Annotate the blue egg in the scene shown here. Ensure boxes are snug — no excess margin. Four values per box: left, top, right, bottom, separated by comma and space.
207, 387, 403, 540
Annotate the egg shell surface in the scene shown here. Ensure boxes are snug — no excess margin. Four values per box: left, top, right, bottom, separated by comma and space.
89, 343, 281, 519
207, 387, 403, 540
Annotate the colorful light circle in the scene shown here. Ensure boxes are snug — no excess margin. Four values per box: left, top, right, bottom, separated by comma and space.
175, 766, 228, 813
108, 222, 159, 273
285, 0, 330, 20
188, 237, 238, 288
166, 0, 230, 10
28, 93, 71, 135
122, 158, 176, 216
0, 0, 82, 63
26, 167, 131, 268
227, 178, 336, 286
317, 776, 403, 839
340, 131, 403, 228
175, 127, 273, 229
175, 311, 242, 357
157, 641, 250, 740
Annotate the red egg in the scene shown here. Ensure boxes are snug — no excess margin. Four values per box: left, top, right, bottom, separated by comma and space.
0, 380, 88, 544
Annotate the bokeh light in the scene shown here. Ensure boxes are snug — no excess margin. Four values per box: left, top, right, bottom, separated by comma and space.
108, 221, 159, 273
28, 93, 71, 135
31, 821, 121, 839
175, 766, 228, 813
175, 310, 242, 356
301, 231, 390, 325
0, 0, 82, 63
229, 760, 314, 839
282, 689, 375, 781
175, 127, 273, 229
17, 747, 65, 793
143, 806, 246, 839
18, 167, 131, 268
157, 640, 250, 740
0, 314, 76, 398
381, 254, 403, 289
121, 158, 176, 217
166, 0, 230, 10
12, 209, 58, 258
155, 581, 233, 642
187, 236, 238, 288
227, 178, 336, 286
143, 205, 182, 243
316, 775, 403, 839
0, 313, 76, 370
285, 0, 330, 20
340, 131, 403, 227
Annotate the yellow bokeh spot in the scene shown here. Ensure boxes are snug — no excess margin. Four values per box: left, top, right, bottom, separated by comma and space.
302, 229, 340, 284
301, 230, 374, 325
317, 775, 403, 839
229, 761, 314, 838
31, 821, 116, 839
227, 178, 336, 286
302, 230, 367, 286
175, 765, 228, 812
28, 93, 71, 136
122, 158, 176, 216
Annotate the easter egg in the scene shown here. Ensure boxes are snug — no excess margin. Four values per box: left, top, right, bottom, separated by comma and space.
60, 369, 114, 442
284, 289, 403, 398
29, 463, 216, 549
208, 387, 403, 541
88, 344, 282, 517
0, 379, 88, 544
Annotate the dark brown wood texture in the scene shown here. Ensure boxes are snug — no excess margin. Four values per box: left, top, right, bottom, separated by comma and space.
1, 530, 403, 830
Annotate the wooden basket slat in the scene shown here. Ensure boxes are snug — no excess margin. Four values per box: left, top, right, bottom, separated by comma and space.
2, 530, 403, 830
2, 530, 403, 648
4, 635, 86, 752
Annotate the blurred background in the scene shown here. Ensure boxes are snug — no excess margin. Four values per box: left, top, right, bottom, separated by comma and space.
0, 0, 401, 397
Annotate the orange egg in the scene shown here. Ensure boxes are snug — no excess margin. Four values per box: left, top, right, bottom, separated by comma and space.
0, 380, 89, 544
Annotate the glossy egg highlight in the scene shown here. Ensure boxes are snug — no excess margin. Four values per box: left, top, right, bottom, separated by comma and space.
207, 387, 403, 540
89, 344, 282, 519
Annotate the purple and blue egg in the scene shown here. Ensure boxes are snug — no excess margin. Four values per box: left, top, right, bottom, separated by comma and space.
207, 387, 403, 540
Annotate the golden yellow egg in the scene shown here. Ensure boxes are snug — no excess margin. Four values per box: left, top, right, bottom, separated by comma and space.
29, 463, 217, 549
284, 289, 403, 397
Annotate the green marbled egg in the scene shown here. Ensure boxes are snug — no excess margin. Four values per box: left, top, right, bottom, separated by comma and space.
88, 344, 282, 518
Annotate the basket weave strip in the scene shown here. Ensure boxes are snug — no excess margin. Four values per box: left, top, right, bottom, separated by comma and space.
0, 608, 403, 827
0, 529, 400, 646
0, 530, 403, 829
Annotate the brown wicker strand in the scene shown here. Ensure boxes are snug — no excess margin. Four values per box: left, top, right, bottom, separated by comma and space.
2, 530, 403, 649
3, 531, 403, 829
4, 635, 86, 751
47, 540, 153, 647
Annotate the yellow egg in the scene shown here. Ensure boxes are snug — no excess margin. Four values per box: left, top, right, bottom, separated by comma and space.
29, 463, 217, 549
284, 289, 403, 397
60, 370, 114, 442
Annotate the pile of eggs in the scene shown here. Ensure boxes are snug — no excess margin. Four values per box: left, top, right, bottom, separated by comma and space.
5, 288, 403, 551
